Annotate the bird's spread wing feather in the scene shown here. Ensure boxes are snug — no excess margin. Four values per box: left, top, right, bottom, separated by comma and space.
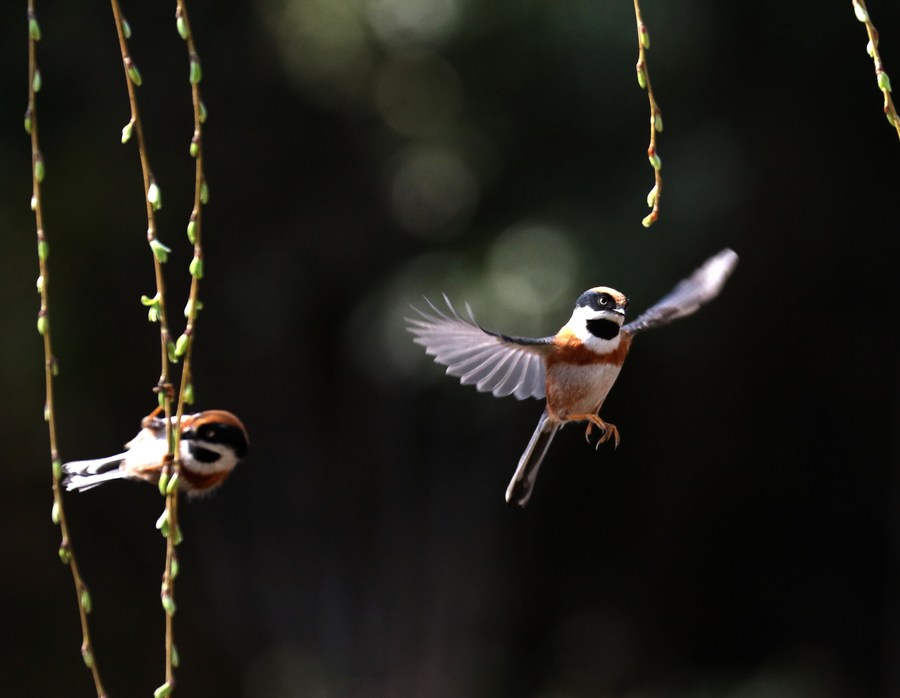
623, 248, 738, 336
407, 295, 553, 400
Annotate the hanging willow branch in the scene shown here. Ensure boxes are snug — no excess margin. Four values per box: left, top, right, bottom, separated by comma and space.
26, 3, 108, 695
107, 2, 182, 695
633, 0, 664, 228
851, 0, 900, 142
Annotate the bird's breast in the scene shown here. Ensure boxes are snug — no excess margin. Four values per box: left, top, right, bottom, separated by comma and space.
544, 333, 632, 418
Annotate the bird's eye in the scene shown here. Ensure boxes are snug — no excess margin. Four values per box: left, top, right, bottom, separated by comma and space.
203, 428, 217, 440
598, 296, 608, 305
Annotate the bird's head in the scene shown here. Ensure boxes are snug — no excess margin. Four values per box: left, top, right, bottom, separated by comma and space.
571, 287, 629, 340
180, 410, 249, 472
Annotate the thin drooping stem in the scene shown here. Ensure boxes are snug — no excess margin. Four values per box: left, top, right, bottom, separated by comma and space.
160, 2, 211, 690
633, 0, 664, 228
852, 0, 900, 142
108, 2, 182, 694
108, 0, 175, 408
27, 3, 107, 696
172, 0, 206, 448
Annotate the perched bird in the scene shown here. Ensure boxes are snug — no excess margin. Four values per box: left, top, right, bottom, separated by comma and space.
408, 248, 738, 507
62, 409, 249, 496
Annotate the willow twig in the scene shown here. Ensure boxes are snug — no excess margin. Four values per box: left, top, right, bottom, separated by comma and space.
852, 0, 900, 142
107, 3, 182, 695
27, 4, 108, 696
633, 0, 663, 228
155, 3, 211, 693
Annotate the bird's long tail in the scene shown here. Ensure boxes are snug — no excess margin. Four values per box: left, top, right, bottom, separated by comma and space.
505, 409, 559, 507
61, 453, 127, 492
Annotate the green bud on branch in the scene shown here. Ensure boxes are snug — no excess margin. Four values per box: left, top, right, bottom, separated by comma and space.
166, 471, 181, 495
189, 256, 204, 279
154, 682, 174, 698
34, 153, 46, 182
174, 333, 190, 358
200, 180, 209, 204
177, 14, 189, 40
642, 211, 659, 228
171, 643, 180, 667
639, 25, 650, 50
148, 305, 160, 323
29, 17, 42, 41
122, 17, 132, 39
24, 109, 33, 135
148, 180, 162, 210
198, 100, 208, 123
38, 239, 49, 261
52, 458, 62, 481
37, 314, 48, 336
190, 57, 203, 85
161, 592, 176, 616
80, 587, 93, 614
648, 150, 662, 170
646, 184, 658, 208
58, 544, 71, 565
853, 0, 869, 23
150, 239, 171, 264
636, 63, 647, 89
878, 71, 892, 93
121, 120, 134, 144
33, 69, 42, 93
158, 469, 170, 496
51, 500, 60, 525
126, 58, 142, 87
187, 217, 198, 244
81, 646, 95, 669
183, 297, 202, 318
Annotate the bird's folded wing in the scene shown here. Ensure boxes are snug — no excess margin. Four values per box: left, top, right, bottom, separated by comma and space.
623, 248, 738, 336
407, 296, 553, 400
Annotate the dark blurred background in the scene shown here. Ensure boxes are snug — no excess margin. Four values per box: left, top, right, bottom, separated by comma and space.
2, 1, 900, 696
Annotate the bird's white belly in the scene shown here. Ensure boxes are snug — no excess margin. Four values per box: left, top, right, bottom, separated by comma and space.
545, 362, 623, 419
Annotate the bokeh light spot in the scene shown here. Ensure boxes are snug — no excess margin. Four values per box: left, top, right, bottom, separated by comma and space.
388, 144, 478, 240
262, 0, 374, 103
373, 52, 463, 138
366, 0, 460, 47
486, 222, 578, 316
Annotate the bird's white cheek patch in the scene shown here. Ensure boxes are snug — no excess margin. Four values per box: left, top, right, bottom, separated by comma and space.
180, 441, 237, 474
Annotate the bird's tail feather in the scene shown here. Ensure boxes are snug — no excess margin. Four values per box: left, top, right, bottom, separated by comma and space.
62, 453, 126, 492
505, 410, 558, 507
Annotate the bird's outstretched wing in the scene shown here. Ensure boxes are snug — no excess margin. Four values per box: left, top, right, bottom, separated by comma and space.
407, 295, 553, 400
623, 248, 738, 336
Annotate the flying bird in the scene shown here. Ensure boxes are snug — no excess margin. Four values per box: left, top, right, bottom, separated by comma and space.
408, 248, 738, 507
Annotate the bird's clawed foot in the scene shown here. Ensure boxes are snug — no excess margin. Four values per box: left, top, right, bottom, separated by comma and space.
577, 414, 621, 450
